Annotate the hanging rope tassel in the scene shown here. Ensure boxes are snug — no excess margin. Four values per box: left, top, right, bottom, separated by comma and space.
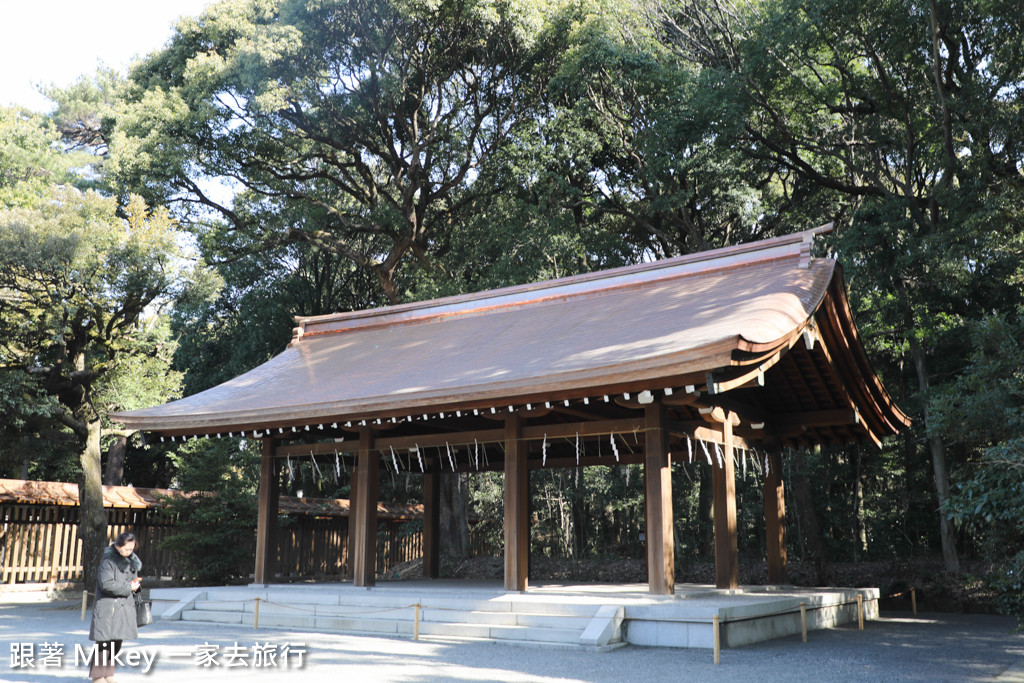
446, 442, 455, 471
310, 452, 324, 484
390, 445, 400, 473
575, 432, 581, 466
287, 456, 295, 486
415, 444, 424, 473
474, 439, 480, 470
700, 439, 712, 466
687, 434, 693, 463
542, 434, 548, 466
714, 442, 725, 468
610, 433, 619, 462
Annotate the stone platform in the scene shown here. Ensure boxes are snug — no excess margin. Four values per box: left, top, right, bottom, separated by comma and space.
150, 580, 878, 651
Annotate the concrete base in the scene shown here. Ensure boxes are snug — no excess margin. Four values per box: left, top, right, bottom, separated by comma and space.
149, 580, 878, 651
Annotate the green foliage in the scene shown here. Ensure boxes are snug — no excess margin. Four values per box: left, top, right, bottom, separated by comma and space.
0, 108, 92, 207
156, 439, 260, 585
989, 549, 1024, 631
109, 0, 557, 303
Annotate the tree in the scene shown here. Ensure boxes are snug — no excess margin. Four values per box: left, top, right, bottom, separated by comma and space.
0, 185, 188, 587
108, 0, 554, 304
655, 0, 1024, 571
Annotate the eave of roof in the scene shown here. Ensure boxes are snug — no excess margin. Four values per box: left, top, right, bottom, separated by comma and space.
112, 228, 835, 435
110, 225, 908, 447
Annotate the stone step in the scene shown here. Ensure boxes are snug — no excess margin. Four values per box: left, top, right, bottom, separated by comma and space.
201, 586, 604, 610
180, 607, 589, 644
190, 596, 600, 620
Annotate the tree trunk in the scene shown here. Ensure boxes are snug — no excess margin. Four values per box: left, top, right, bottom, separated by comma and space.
78, 419, 107, 590
789, 447, 825, 561
104, 434, 128, 486
852, 444, 867, 559
439, 472, 469, 559
570, 466, 588, 557
907, 334, 960, 572
698, 464, 715, 557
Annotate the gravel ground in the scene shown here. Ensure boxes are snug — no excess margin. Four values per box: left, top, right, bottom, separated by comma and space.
1, 601, 1022, 682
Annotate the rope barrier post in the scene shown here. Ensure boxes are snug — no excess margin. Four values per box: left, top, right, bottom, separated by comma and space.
911, 588, 917, 616
414, 603, 420, 641
857, 595, 864, 630
800, 602, 807, 643
254, 597, 260, 630
81, 590, 88, 621
713, 615, 721, 665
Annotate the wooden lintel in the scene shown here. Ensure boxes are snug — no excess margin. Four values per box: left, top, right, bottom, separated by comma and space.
274, 418, 653, 458
667, 420, 753, 452
529, 454, 646, 469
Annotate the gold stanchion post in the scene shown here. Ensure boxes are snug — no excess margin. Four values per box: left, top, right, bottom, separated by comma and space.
713, 615, 721, 665
800, 602, 807, 643
911, 588, 917, 616
857, 595, 864, 630
81, 590, 88, 621
254, 597, 261, 630
414, 604, 420, 641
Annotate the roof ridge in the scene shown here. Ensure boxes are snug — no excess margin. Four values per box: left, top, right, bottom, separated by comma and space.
291, 224, 832, 343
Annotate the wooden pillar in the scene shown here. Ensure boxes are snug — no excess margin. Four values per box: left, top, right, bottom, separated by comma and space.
764, 450, 788, 583
345, 462, 358, 581
422, 470, 440, 579
644, 401, 675, 595
713, 418, 739, 589
352, 428, 378, 587
254, 437, 279, 585
503, 413, 528, 591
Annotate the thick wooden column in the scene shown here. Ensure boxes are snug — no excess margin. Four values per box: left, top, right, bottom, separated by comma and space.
713, 418, 739, 589
422, 470, 441, 579
352, 428, 378, 587
345, 462, 358, 581
503, 413, 529, 591
764, 450, 788, 583
644, 401, 675, 595
254, 437, 279, 585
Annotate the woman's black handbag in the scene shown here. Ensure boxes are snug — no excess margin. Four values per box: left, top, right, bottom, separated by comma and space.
135, 592, 154, 627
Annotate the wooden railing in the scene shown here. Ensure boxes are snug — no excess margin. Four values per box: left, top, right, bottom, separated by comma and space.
0, 503, 427, 586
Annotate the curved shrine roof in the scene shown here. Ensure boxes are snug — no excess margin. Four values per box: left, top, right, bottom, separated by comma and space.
112, 227, 908, 448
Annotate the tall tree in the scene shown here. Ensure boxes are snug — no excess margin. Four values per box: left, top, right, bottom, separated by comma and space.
0, 183, 188, 586
108, 0, 554, 304
656, 0, 1024, 570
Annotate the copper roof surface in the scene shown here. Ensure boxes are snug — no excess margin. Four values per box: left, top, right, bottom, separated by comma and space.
113, 228, 874, 435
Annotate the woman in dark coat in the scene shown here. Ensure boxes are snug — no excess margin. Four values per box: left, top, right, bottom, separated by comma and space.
88, 532, 142, 683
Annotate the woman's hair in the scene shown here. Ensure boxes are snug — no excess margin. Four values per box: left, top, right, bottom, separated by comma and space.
113, 532, 137, 548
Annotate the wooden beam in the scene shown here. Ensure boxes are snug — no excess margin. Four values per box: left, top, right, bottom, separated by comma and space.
504, 413, 529, 591
352, 428, 378, 587
644, 401, 674, 595
422, 471, 440, 579
254, 437, 279, 585
713, 417, 739, 589
764, 450, 788, 583
274, 417, 652, 460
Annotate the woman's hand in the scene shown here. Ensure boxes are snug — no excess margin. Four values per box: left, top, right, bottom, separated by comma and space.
131, 578, 142, 592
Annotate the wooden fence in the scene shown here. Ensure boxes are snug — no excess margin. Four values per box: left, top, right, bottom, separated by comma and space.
1, 503, 424, 586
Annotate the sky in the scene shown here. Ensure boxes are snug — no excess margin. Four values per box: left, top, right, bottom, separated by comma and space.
0, 0, 215, 112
